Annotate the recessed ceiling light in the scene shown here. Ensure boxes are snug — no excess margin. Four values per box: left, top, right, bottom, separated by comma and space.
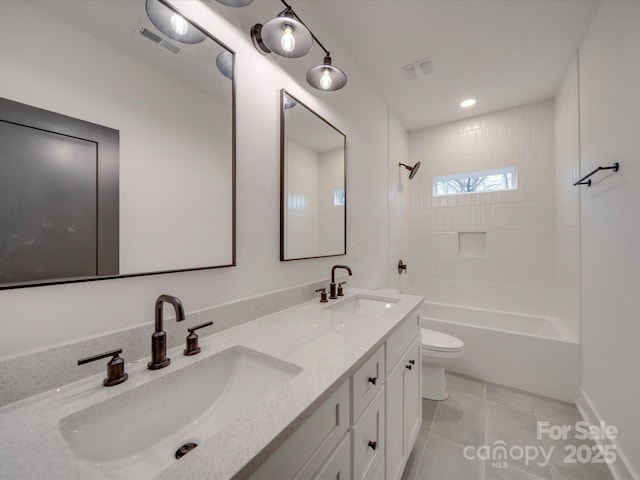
460, 98, 476, 108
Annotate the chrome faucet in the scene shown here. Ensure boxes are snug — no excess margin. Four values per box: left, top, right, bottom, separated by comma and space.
148, 294, 185, 370
330, 265, 352, 299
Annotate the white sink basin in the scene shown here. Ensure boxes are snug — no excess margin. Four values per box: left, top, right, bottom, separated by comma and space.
328, 294, 399, 316
59, 346, 301, 479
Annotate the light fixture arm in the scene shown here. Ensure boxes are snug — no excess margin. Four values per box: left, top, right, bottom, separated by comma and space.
279, 0, 330, 57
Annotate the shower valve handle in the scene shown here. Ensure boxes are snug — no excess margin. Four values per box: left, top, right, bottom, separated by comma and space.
398, 260, 407, 274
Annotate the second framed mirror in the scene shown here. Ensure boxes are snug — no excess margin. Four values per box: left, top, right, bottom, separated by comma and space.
280, 90, 346, 261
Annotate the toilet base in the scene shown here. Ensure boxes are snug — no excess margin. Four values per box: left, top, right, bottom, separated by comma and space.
421, 363, 448, 400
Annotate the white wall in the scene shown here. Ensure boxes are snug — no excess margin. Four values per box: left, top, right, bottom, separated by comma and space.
405, 101, 557, 318
578, 1, 640, 476
0, 0, 390, 357
554, 57, 581, 340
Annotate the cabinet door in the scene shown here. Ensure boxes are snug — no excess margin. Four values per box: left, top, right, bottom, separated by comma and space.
250, 381, 350, 480
403, 336, 422, 452
385, 359, 405, 480
371, 458, 385, 480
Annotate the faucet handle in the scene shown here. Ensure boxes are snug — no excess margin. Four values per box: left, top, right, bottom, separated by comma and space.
398, 259, 408, 274
78, 348, 128, 387
184, 321, 213, 356
315, 288, 328, 303
337, 281, 347, 297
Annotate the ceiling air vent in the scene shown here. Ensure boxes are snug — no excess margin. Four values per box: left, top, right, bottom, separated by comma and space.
136, 26, 181, 54
402, 57, 435, 81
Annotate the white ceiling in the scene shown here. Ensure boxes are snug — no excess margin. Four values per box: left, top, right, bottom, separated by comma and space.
311, 0, 600, 131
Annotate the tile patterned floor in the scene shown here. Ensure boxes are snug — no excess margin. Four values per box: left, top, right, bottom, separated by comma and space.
401, 372, 616, 480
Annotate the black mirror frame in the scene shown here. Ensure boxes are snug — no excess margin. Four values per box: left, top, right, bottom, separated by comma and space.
0, 0, 236, 290
279, 89, 347, 261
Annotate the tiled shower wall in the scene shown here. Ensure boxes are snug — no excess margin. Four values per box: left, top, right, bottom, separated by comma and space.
389, 111, 410, 293
318, 148, 346, 256
403, 100, 557, 317
286, 140, 345, 258
286, 137, 320, 258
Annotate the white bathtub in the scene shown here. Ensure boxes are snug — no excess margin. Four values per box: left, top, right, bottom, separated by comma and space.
420, 302, 580, 402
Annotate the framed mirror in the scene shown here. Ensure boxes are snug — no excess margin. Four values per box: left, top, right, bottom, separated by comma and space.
280, 90, 346, 261
0, 0, 235, 289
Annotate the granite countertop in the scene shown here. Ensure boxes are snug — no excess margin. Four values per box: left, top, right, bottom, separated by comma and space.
0, 289, 423, 480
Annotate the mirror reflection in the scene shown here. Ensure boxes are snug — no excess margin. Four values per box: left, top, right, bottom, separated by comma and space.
0, 0, 235, 288
280, 90, 346, 260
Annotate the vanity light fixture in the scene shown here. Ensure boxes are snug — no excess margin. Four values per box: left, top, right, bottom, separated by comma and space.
460, 98, 477, 108
145, 0, 205, 44
251, 6, 312, 58
216, 51, 234, 79
283, 95, 298, 109
306, 55, 347, 91
250, 0, 348, 91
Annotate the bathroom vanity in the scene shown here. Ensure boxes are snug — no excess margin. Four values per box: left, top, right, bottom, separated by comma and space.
0, 289, 422, 480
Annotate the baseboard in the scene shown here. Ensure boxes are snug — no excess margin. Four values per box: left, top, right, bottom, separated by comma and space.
576, 387, 638, 480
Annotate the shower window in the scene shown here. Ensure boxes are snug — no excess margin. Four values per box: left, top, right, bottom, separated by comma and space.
432, 166, 517, 197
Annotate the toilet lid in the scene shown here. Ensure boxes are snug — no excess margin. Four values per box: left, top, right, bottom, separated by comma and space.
421, 328, 464, 352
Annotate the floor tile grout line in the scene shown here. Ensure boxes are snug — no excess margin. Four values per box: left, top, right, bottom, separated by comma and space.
482, 379, 488, 480
418, 373, 607, 480
409, 399, 440, 480
533, 398, 558, 480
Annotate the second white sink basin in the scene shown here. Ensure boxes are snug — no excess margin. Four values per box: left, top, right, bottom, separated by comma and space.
59, 346, 301, 479
328, 294, 399, 316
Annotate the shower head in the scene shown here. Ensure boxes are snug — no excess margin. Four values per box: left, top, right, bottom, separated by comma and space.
399, 162, 421, 179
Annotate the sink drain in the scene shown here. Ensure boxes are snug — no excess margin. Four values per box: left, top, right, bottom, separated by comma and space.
175, 442, 198, 460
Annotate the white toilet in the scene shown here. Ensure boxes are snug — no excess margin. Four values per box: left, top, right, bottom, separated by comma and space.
421, 328, 465, 400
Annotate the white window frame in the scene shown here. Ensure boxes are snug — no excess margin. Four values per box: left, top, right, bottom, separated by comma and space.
432, 166, 518, 197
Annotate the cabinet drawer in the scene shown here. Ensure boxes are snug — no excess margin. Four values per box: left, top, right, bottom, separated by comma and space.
386, 314, 419, 376
352, 386, 385, 480
351, 345, 385, 422
251, 381, 350, 480
305, 433, 351, 480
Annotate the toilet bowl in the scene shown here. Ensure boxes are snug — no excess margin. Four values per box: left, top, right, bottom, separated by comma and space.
421, 328, 464, 400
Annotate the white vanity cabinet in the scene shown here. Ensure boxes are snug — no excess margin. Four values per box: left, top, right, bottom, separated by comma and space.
385, 317, 421, 480
249, 310, 422, 480
250, 380, 351, 480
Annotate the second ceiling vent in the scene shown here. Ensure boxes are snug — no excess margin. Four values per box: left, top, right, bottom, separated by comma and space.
403, 57, 435, 81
